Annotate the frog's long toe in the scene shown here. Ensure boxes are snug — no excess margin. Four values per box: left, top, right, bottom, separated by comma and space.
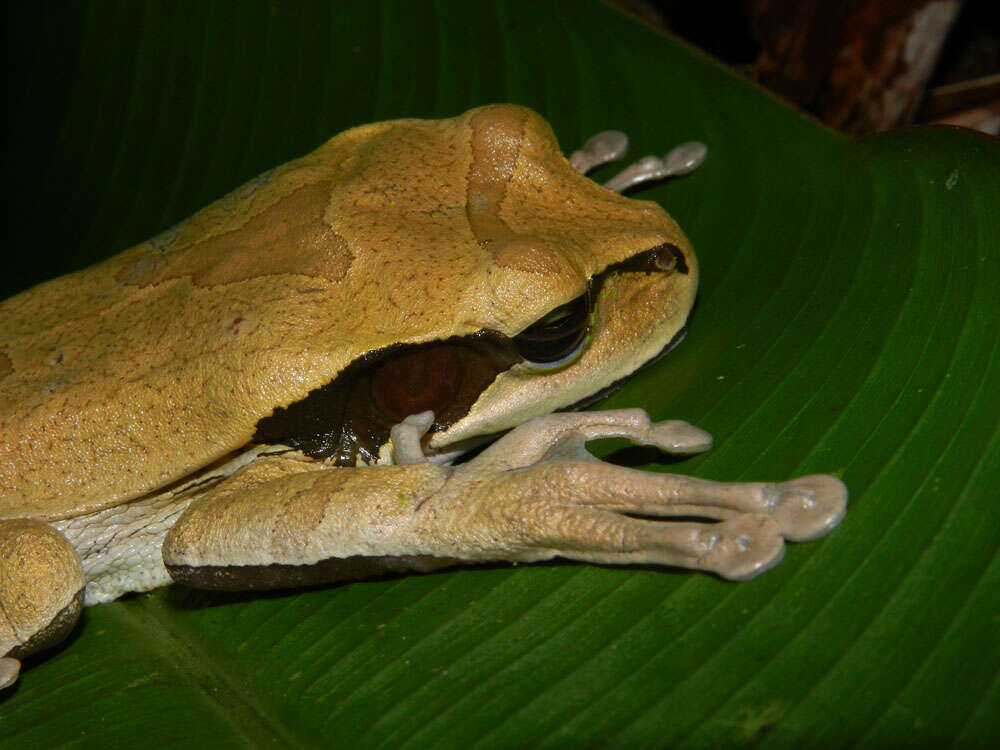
603, 142, 708, 193
696, 515, 786, 581
525, 505, 785, 581
613, 513, 785, 581
768, 474, 848, 542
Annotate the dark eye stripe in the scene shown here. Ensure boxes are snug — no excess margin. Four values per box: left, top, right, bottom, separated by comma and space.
586, 242, 687, 305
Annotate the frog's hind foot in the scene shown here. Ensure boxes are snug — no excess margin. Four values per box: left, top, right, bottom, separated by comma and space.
441, 410, 845, 580
519, 505, 788, 582
603, 143, 707, 193
163, 410, 846, 589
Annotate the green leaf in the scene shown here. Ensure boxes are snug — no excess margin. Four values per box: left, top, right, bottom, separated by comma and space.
3, 1, 998, 746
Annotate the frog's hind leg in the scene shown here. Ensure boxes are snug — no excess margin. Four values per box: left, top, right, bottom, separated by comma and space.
439, 410, 846, 578
0, 520, 86, 689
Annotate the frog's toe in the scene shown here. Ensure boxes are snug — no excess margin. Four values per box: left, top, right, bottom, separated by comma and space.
649, 419, 713, 454
569, 130, 629, 174
532, 505, 785, 582
0, 656, 20, 690
769, 474, 848, 542
603, 142, 708, 193
386, 411, 437, 465
696, 515, 786, 581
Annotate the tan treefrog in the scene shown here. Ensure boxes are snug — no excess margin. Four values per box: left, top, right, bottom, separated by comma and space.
0, 105, 846, 689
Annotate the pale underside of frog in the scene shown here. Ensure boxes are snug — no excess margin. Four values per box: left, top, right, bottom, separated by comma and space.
0, 105, 846, 689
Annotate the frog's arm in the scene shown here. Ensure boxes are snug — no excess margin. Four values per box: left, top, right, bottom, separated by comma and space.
163, 410, 846, 590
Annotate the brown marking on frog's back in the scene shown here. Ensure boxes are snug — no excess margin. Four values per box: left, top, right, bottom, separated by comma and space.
0, 351, 11, 383
465, 106, 573, 277
465, 106, 523, 244
117, 179, 353, 288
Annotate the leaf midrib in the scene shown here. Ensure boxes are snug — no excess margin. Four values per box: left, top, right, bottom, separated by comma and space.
110, 594, 313, 748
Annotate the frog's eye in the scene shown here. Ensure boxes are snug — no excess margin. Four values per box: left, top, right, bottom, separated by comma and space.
514, 294, 590, 370
614, 242, 688, 275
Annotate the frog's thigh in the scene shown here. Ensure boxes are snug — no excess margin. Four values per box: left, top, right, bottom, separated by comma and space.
0, 520, 86, 689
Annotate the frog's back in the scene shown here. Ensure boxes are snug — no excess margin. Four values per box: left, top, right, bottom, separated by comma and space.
0, 116, 423, 520
0, 148, 369, 520
0, 187, 375, 521
0, 252, 246, 520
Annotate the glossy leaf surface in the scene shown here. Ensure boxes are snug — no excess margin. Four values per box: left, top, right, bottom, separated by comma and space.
2, 2, 998, 746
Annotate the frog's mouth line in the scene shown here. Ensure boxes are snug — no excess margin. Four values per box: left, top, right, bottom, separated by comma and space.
426, 309, 695, 464
252, 330, 521, 466
251, 245, 691, 467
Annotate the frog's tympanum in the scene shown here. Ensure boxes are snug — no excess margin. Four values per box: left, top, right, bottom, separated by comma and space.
0, 105, 846, 688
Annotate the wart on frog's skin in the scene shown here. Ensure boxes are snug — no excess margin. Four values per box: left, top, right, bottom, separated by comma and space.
0, 105, 846, 690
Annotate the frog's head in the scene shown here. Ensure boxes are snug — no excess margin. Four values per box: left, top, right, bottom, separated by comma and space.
428, 105, 698, 451
250, 104, 698, 462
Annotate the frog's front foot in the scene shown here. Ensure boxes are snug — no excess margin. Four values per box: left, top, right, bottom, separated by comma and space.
385, 410, 436, 465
